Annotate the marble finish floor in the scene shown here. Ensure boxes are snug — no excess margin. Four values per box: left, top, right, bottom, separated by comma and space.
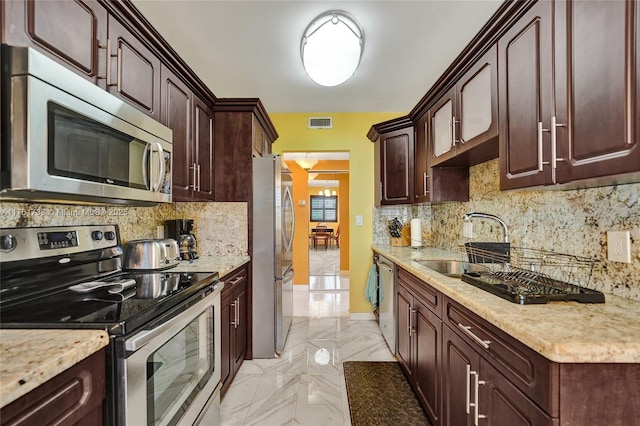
308, 246, 341, 277
219, 289, 395, 425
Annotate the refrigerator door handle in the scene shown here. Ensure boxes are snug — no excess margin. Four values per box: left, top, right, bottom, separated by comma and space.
276, 267, 295, 282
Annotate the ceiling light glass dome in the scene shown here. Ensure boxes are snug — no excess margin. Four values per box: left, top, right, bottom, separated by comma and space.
301, 11, 364, 87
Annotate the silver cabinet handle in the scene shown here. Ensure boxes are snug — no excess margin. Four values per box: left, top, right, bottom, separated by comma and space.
551, 115, 566, 168
451, 118, 456, 148
190, 163, 197, 190
229, 276, 245, 286
457, 323, 490, 349
409, 308, 416, 336
197, 163, 201, 191
465, 364, 471, 414
470, 370, 486, 425
236, 297, 240, 328
537, 121, 551, 171
424, 172, 429, 195
407, 304, 412, 336
231, 300, 237, 327
116, 44, 122, 91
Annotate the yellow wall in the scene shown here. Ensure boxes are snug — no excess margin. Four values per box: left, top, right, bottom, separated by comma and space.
271, 112, 402, 314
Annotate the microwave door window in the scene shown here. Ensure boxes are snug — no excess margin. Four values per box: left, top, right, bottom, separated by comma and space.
48, 103, 147, 189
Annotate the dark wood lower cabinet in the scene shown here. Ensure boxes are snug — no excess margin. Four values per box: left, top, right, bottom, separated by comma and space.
392, 266, 640, 426
396, 272, 441, 425
220, 265, 248, 396
0, 349, 106, 426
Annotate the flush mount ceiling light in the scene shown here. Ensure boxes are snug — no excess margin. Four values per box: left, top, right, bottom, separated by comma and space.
301, 11, 364, 87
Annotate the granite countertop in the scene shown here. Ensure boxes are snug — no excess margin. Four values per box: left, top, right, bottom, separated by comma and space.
170, 255, 250, 277
372, 245, 640, 363
0, 329, 109, 408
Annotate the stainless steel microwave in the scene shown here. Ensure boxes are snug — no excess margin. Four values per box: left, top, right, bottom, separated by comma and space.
0, 45, 173, 205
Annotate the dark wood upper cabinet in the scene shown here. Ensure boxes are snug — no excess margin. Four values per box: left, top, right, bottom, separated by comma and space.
380, 128, 414, 205
161, 65, 214, 202
107, 14, 160, 120
2, 0, 107, 81
501, 0, 640, 190
554, 0, 640, 184
431, 45, 499, 167
414, 115, 431, 204
498, 0, 554, 190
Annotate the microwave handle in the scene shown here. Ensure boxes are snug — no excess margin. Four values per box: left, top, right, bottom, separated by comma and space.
142, 143, 151, 190
153, 142, 166, 192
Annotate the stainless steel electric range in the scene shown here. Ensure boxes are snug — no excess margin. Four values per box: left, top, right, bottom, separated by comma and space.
0, 225, 223, 426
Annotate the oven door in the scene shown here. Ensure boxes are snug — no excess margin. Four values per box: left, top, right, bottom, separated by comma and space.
119, 287, 221, 426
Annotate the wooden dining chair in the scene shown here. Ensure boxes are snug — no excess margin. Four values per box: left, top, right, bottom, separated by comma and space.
329, 225, 340, 248
313, 225, 330, 250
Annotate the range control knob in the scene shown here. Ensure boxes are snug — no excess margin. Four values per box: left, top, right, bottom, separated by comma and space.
104, 231, 116, 241
0, 234, 17, 252
91, 230, 103, 241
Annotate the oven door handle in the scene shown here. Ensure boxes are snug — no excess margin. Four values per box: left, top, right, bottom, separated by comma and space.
125, 289, 218, 352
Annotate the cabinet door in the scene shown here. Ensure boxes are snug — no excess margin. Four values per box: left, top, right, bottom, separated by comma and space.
161, 65, 193, 201
498, 0, 554, 190
431, 88, 457, 165
414, 115, 430, 203
396, 284, 413, 380
443, 325, 479, 426
380, 128, 414, 205
555, 0, 640, 183
107, 15, 160, 120
414, 298, 441, 425
194, 97, 215, 200
457, 45, 498, 154
480, 359, 556, 426
3, 0, 107, 81
252, 120, 267, 157
233, 277, 248, 372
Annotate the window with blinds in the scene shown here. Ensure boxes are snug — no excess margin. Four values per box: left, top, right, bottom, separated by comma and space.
310, 195, 338, 222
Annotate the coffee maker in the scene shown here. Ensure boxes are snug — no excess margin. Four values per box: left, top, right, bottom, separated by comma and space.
164, 219, 199, 260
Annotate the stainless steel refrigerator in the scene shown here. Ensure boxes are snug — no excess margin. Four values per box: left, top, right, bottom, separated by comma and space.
252, 155, 295, 358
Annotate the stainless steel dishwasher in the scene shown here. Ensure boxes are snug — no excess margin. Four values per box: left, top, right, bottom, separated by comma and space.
375, 254, 396, 354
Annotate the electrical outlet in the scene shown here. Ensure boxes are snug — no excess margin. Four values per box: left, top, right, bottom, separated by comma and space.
607, 231, 632, 263
463, 222, 474, 238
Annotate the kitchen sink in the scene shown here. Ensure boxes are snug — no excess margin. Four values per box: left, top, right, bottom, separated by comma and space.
415, 259, 484, 278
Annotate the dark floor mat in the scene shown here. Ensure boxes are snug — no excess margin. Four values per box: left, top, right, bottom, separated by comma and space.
343, 361, 432, 426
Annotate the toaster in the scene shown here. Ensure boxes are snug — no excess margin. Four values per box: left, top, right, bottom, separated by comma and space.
123, 238, 181, 270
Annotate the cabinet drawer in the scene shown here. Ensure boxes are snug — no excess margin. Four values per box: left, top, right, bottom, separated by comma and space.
397, 267, 441, 317
221, 265, 248, 296
1, 349, 106, 426
443, 296, 559, 416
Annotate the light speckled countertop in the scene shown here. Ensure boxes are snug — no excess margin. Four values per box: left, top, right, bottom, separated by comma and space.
170, 255, 250, 278
0, 329, 109, 408
0, 255, 249, 409
373, 245, 640, 363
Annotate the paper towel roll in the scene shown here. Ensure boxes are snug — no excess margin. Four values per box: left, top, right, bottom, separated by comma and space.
411, 219, 422, 247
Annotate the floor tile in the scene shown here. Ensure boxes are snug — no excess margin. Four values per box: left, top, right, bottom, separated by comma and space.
220, 280, 395, 425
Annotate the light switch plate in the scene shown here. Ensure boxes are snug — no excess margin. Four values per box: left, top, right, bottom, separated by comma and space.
607, 231, 632, 263
355, 215, 363, 227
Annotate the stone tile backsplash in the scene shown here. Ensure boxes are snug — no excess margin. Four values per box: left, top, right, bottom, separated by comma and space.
0, 201, 248, 256
374, 159, 640, 301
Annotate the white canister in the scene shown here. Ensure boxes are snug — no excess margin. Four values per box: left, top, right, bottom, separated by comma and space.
410, 219, 423, 248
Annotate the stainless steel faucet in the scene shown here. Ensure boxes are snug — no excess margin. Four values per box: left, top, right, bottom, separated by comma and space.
463, 212, 509, 243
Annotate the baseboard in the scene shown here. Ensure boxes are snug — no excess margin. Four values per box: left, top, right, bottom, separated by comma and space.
349, 312, 377, 321
293, 285, 309, 292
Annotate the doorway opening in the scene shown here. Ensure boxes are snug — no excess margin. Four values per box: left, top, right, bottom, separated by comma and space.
282, 152, 350, 294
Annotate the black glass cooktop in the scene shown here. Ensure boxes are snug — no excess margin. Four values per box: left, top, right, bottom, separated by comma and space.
0, 271, 218, 335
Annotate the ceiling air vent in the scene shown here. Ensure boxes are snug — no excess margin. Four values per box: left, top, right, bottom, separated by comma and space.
308, 117, 333, 129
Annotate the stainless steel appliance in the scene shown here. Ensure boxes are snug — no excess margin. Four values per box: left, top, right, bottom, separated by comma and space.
252, 155, 295, 358
0, 45, 173, 206
375, 254, 396, 354
164, 219, 199, 260
0, 225, 222, 425
122, 238, 181, 270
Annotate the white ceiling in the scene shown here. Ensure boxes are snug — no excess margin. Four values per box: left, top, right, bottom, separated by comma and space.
131, 0, 503, 113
